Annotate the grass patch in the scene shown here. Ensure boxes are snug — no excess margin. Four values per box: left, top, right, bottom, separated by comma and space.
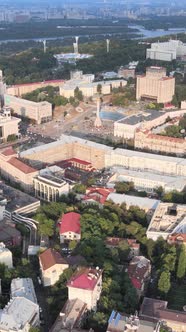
167, 283, 186, 311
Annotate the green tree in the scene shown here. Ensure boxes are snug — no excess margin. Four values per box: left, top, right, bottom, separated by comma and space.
73, 183, 86, 194
29, 328, 41, 332
177, 245, 186, 280
74, 87, 83, 101
158, 270, 171, 295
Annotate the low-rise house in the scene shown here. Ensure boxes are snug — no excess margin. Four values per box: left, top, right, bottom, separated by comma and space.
59, 212, 81, 243
39, 248, 69, 287
83, 187, 114, 205
0, 242, 13, 268
67, 267, 102, 311
140, 297, 186, 332
127, 256, 151, 297
50, 298, 87, 332
0, 297, 40, 332
105, 237, 140, 258
11, 278, 37, 304
167, 233, 186, 247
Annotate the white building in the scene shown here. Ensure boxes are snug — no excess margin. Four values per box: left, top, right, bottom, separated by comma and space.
146, 39, 186, 62
107, 166, 186, 193
147, 202, 186, 241
67, 267, 102, 311
107, 193, 159, 213
11, 278, 37, 304
0, 297, 40, 332
34, 166, 70, 202
0, 243, 13, 268
39, 248, 69, 287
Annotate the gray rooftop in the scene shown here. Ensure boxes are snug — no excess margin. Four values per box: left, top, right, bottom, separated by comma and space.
117, 109, 166, 125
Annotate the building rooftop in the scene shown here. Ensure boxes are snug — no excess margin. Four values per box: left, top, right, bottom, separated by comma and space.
83, 187, 114, 205
11, 278, 37, 304
0, 181, 40, 213
9, 79, 64, 88
106, 237, 140, 249
0, 297, 38, 331
140, 297, 186, 324
116, 109, 166, 125
39, 248, 68, 271
50, 298, 87, 332
107, 193, 159, 211
128, 256, 151, 290
67, 267, 102, 291
147, 202, 186, 236
1, 147, 16, 157
8, 157, 37, 174
59, 212, 81, 235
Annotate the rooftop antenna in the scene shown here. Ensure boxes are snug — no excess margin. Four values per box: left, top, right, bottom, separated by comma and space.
106, 39, 110, 53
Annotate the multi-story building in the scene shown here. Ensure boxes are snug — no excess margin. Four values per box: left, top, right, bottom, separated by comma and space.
34, 166, 70, 202
147, 202, 186, 241
59, 212, 81, 243
0, 107, 20, 143
0, 148, 38, 193
0, 297, 40, 332
39, 248, 69, 287
134, 129, 186, 156
60, 71, 127, 98
136, 67, 175, 103
127, 256, 151, 297
107, 311, 158, 332
118, 67, 135, 79
4, 94, 52, 124
67, 267, 102, 311
0, 242, 13, 268
50, 298, 87, 332
107, 166, 186, 193
146, 39, 186, 62
140, 297, 186, 332
11, 278, 37, 304
6, 79, 64, 97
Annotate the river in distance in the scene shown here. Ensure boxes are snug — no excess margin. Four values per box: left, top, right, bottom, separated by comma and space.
0, 24, 186, 44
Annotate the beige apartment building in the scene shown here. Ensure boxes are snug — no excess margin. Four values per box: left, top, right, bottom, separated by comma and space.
136, 66, 175, 103
135, 129, 186, 156
0, 147, 38, 192
4, 94, 52, 124
0, 107, 20, 142
6, 79, 64, 97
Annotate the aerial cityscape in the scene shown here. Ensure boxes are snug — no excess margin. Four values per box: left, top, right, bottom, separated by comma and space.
0, 1, 186, 332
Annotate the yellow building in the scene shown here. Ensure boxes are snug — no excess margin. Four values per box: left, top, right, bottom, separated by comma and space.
136, 66, 175, 103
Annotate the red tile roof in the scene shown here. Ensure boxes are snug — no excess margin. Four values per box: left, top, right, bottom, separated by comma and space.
12, 79, 64, 87
84, 187, 114, 204
167, 233, 186, 243
106, 237, 140, 249
1, 147, 16, 156
8, 157, 37, 174
39, 248, 68, 271
59, 212, 81, 235
67, 268, 102, 291
128, 256, 151, 291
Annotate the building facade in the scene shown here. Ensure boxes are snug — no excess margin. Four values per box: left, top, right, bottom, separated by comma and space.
39, 248, 69, 287
59, 212, 81, 243
4, 94, 52, 124
0, 242, 13, 268
135, 129, 186, 156
67, 268, 102, 311
146, 39, 186, 62
136, 67, 175, 103
0, 107, 20, 143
